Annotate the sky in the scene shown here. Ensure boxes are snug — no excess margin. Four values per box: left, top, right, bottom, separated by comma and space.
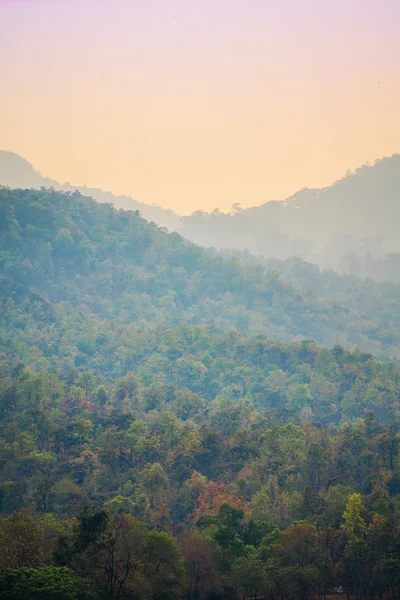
1, 0, 399, 214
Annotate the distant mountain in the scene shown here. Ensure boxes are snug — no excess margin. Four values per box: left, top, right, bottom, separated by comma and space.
179, 155, 400, 277
0, 150, 181, 231
0, 151, 49, 189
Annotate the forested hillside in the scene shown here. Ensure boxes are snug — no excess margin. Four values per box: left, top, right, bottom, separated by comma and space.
2, 187, 400, 358
2, 188, 400, 599
221, 251, 400, 350
2, 320, 400, 598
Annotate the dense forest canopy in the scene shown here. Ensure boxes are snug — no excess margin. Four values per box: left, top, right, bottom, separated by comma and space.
2, 188, 400, 599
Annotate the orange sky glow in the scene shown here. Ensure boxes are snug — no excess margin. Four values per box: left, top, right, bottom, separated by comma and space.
1, 0, 399, 212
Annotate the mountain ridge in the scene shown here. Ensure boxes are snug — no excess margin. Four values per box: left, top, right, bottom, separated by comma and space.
2, 150, 400, 279
179, 154, 400, 274
0, 150, 181, 231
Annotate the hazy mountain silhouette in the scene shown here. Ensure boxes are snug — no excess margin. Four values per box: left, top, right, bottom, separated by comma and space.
0, 150, 181, 231
0, 151, 50, 188
179, 155, 400, 277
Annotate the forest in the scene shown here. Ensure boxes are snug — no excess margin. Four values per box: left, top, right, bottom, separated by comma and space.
1, 188, 400, 599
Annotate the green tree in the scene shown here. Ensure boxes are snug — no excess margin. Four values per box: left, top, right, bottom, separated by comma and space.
0, 566, 101, 600
341, 493, 366, 537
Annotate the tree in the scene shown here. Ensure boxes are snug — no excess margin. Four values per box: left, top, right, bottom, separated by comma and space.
34, 477, 56, 513
231, 553, 268, 600
88, 513, 145, 600
142, 531, 186, 600
0, 566, 101, 600
0, 513, 42, 570
341, 493, 366, 537
182, 531, 217, 600
340, 537, 373, 599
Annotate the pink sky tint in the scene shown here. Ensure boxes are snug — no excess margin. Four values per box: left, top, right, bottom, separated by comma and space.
0, 0, 69, 3
0, 0, 399, 212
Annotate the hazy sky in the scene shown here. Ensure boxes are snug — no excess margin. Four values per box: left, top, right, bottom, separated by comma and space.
1, 0, 399, 213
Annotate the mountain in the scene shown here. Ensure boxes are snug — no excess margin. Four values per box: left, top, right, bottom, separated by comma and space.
0, 150, 181, 231
179, 155, 400, 278
1, 187, 400, 359
4, 150, 400, 282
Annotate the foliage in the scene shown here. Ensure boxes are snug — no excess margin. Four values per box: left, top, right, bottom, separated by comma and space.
1, 188, 400, 599
0, 567, 101, 600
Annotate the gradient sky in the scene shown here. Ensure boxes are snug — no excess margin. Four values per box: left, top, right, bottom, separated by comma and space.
1, 0, 399, 213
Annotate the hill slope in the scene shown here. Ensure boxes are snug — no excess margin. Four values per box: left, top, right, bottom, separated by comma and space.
1, 187, 400, 357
